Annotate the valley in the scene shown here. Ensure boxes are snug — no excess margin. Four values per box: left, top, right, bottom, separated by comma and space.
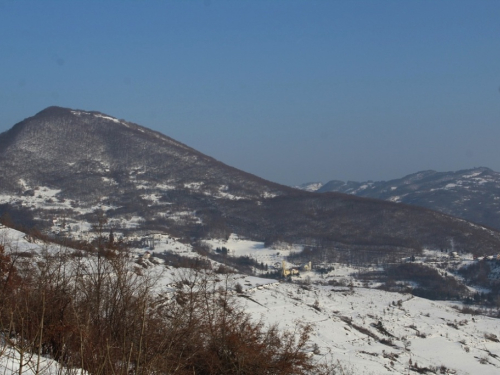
1, 225, 500, 374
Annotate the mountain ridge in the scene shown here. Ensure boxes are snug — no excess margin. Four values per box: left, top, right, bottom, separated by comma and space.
1, 106, 500, 261
303, 167, 500, 230
0, 106, 289, 198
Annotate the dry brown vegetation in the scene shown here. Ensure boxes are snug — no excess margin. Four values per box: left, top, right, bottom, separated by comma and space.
0, 238, 330, 374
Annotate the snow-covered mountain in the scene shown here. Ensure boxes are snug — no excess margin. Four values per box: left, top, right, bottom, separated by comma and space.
294, 181, 324, 192
1, 107, 500, 260
300, 168, 500, 230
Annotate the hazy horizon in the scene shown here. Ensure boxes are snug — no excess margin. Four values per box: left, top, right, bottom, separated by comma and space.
1, 0, 499, 185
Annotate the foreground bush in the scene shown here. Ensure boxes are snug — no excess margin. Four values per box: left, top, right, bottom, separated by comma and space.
0, 240, 318, 374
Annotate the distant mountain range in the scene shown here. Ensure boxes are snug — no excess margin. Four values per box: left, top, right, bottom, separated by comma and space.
296, 167, 500, 230
1, 106, 500, 260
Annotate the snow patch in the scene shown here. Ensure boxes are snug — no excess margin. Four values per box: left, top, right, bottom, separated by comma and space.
184, 182, 204, 190
262, 191, 277, 199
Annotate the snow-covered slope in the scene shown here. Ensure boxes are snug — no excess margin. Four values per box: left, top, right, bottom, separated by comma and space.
2, 226, 499, 375
243, 284, 500, 374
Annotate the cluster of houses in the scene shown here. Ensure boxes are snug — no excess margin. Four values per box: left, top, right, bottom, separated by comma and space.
281, 260, 312, 277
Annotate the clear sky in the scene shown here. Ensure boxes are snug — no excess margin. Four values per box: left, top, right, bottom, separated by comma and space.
1, 0, 499, 186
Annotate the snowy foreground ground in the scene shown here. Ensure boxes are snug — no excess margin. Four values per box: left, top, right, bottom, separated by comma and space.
1, 228, 500, 374
240, 283, 500, 374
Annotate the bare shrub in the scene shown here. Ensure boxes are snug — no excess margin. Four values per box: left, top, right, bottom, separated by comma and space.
484, 333, 500, 342
0, 243, 319, 375
234, 282, 243, 294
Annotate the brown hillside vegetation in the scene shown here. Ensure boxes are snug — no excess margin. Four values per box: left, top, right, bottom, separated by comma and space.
0, 239, 338, 375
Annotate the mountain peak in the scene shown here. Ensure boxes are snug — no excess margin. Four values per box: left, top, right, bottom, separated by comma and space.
0, 106, 288, 200
32, 106, 123, 125
35, 105, 72, 115
1, 107, 500, 258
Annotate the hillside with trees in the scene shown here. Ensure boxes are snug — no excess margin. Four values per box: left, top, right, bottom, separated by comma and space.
1, 107, 500, 263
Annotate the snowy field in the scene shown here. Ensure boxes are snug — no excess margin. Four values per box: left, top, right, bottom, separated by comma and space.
0, 345, 88, 375
1, 226, 500, 374
241, 284, 500, 374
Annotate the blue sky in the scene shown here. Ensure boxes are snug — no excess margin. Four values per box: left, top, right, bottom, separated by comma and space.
1, 0, 499, 185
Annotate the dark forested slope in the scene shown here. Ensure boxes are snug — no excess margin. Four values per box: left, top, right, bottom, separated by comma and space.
1, 106, 499, 260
